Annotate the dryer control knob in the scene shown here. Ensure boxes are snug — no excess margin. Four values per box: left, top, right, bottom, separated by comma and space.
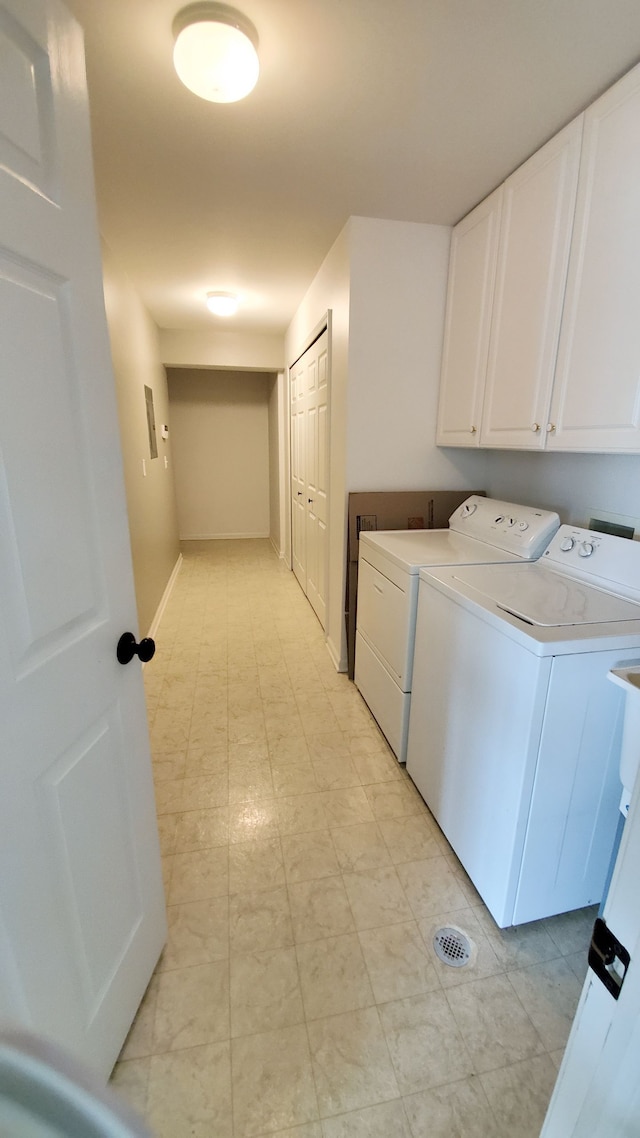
517, 521, 529, 531
579, 542, 594, 558
560, 537, 574, 552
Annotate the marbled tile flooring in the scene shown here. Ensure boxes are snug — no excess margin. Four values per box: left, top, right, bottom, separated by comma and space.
110, 539, 594, 1138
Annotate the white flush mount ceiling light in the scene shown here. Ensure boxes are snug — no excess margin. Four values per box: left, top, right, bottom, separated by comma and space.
206, 291, 239, 315
173, 3, 259, 103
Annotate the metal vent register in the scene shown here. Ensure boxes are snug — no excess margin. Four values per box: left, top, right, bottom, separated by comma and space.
433, 926, 471, 967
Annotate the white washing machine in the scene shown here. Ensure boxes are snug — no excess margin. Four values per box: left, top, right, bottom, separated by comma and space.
354, 495, 559, 761
406, 524, 640, 928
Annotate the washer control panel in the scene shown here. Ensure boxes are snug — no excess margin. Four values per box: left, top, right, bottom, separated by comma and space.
558, 533, 598, 558
449, 495, 560, 558
546, 527, 603, 563
544, 525, 640, 596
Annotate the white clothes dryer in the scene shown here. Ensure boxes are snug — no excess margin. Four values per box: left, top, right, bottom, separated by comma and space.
406, 525, 640, 928
354, 495, 559, 761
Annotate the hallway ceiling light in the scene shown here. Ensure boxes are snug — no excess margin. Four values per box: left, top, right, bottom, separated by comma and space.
173, 3, 259, 103
206, 291, 239, 315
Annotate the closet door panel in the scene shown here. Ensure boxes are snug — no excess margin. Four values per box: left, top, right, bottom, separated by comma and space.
289, 329, 329, 627
290, 357, 306, 588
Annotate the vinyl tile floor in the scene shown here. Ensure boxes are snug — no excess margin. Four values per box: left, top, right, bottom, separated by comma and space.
110, 539, 594, 1138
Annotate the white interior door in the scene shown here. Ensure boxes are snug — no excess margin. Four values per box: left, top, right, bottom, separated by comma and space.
289, 329, 329, 628
541, 769, 640, 1134
0, 0, 166, 1078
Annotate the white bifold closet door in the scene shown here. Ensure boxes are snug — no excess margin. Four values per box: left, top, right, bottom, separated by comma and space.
289, 330, 329, 628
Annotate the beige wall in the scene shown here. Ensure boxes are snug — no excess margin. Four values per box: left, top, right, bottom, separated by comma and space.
486, 450, 640, 530
101, 241, 181, 637
167, 369, 273, 540
347, 217, 487, 492
160, 328, 284, 371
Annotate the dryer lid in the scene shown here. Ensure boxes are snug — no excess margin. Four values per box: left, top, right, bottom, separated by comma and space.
358, 496, 560, 572
358, 528, 522, 573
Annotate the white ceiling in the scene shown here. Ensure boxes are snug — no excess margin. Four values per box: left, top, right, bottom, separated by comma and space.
67, 0, 640, 336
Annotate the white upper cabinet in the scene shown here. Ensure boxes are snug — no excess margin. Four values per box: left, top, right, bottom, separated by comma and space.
437, 61, 640, 454
549, 64, 640, 451
436, 188, 502, 446
480, 119, 582, 448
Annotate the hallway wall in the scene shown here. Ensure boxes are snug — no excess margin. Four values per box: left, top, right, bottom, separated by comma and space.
160, 327, 284, 371
101, 240, 181, 636
167, 368, 273, 540
285, 216, 487, 671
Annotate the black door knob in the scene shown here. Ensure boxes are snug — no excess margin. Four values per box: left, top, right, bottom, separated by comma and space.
117, 632, 156, 665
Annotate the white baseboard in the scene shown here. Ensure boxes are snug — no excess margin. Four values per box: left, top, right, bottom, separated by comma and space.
326, 635, 347, 673
147, 554, 183, 642
180, 532, 271, 541
269, 535, 285, 559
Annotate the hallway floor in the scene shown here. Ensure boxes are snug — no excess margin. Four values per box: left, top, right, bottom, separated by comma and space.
111, 539, 593, 1138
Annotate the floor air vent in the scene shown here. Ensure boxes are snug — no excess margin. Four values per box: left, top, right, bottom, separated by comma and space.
433, 926, 471, 968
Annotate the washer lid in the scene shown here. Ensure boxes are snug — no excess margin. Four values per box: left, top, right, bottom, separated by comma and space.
449, 563, 640, 627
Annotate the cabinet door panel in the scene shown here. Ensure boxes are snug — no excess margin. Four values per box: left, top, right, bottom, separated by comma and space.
480, 119, 582, 449
549, 64, 640, 451
436, 188, 502, 447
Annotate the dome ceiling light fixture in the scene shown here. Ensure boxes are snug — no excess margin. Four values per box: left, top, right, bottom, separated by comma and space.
173, 3, 259, 103
206, 291, 239, 316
